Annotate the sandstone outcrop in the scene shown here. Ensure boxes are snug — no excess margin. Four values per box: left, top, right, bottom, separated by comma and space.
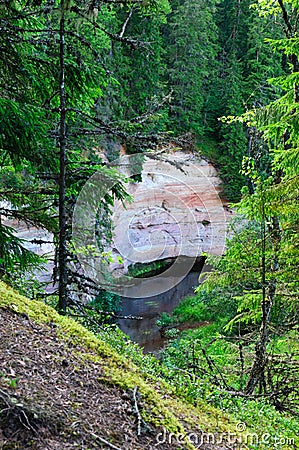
110, 150, 231, 272
1, 150, 232, 297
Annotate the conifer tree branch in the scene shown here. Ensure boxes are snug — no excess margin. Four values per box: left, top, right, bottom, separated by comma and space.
119, 7, 135, 38
70, 5, 150, 49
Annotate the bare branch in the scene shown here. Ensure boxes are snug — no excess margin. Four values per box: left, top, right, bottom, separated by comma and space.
132, 386, 142, 437
119, 7, 135, 38
70, 5, 149, 49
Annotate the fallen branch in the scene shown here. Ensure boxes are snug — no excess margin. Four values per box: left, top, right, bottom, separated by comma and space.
89, 430, 122, 450
132, 386, 142, 437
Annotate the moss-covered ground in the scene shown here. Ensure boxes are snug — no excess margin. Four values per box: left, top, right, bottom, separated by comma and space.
0, 281, 297, 449
0, 281, 250, 450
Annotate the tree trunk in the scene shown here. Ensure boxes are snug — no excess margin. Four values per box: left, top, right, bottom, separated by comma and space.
58, 0, 68, 313
244, 217, 280, 395
245, 191, 269, 395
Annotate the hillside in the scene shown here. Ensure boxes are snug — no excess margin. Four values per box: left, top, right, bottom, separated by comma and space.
0, 281, 249, 450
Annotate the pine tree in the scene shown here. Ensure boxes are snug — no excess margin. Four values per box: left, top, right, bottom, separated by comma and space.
100, 3, 170, 125
212, 0, 285, 201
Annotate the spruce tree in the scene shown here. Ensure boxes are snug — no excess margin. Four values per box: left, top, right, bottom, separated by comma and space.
163, 0, 219, 136
197, 0, 299, 405
0, 0, 169, 310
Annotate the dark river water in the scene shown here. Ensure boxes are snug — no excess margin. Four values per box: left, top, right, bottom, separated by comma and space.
118, 267, 209, 353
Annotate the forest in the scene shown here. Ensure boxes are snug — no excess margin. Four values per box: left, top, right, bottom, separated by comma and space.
0, 0, 299, 449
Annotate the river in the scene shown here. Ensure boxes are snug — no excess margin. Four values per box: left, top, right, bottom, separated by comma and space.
118, 265, 210, 353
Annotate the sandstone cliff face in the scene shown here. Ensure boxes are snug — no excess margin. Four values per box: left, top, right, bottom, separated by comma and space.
1, 150, 231, 298
111, 150, 231, 272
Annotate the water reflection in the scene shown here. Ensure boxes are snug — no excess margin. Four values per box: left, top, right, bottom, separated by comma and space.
118, 268, 209, 353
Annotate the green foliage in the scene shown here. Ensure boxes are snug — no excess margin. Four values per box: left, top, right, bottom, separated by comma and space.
208, 0, 286, 201
98, 2, 170, 134
177, 288, 238, 324
164, 0, 219, 136
0, 224, 42, 275
0, 372, 20, 390
90, 290, 121, 314
200, 208, 298, 332
0, 99, 51, 169
156, 311, 176, 328
169, 0, 299, 416
0, 0, 155, 293
156, 324, 299, 444
127, 259, 171, 278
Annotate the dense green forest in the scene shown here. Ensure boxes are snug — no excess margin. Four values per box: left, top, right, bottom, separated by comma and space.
0, 0, 299, 447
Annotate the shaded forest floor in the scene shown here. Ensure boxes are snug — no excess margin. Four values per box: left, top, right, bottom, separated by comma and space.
0, 308, 179, 450
0, 306, 237, 450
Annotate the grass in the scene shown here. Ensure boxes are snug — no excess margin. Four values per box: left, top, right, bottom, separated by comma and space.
153, 281, 299, 449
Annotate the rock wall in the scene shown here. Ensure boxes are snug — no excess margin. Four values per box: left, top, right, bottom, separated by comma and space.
1, 150, 231, 294
110, 150, 232, 272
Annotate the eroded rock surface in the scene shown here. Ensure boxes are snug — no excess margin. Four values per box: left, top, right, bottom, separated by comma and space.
111, 150, 231, 272
1, 150, 231, 297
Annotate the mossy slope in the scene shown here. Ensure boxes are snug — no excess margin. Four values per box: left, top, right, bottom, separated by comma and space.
0, 281, 274, 449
